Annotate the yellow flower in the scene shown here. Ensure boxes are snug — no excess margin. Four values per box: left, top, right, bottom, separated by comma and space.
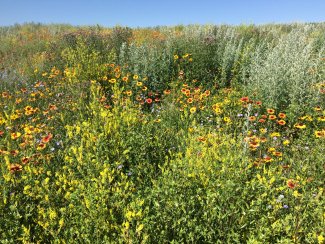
59, 219, 64, 228
259, 128, 267, 134
136, 81, 143, 87
133, 74, 139, 80
270, 132, 280, 137
223, 117, 231, 124
49, 209, 57, 220
299, 115, 313, 121
190, 107, 197, 114
315, 130, 325, 138
318, 116, 325, 122
283, 139, 290, 145
37, 143, 46, 151
294, 123, 306, 129
109, 78, 116, 84
293, 190, 301, 198
11, 132, 21, 140
318, 235, 324, 244
0, 117, 5, 125
174, 55, 179, 60
182, 53, 189, 58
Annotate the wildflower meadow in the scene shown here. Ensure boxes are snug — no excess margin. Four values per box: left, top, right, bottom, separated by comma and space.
0, 23, 324, 243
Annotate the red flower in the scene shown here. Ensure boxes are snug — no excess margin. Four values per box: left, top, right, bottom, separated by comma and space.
287, 179, 296, 189
41, 133, 53, 144
264, 155, 273, 162
21, 157, 30, 164
146, 98, 153, 104
10, 150, 18, 156
240, 97, 249, 102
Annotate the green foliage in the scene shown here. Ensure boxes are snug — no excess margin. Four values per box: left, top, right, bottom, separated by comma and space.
0, 22, 324, 243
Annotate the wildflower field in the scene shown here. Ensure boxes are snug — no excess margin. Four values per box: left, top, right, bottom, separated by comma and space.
0, 23, 324, 243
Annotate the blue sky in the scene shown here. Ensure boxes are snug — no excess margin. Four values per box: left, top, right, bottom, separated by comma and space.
0, 0, 324, 27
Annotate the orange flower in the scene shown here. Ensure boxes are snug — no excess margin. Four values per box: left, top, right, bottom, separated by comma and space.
269, 115, 277, 120
164, 89, 171, 95
267, 109, 275, 114
2, 92, 9, 98
287, 179, 296, 189
278, 113, 286, 119
255, 101, 262, 106
41, 133, 53, 144
277, 120, 286, 125
272, 151, 282, 157
260, 137, 267, 143
197, 136, 206, 142
10, 150, 18, 156
187, 98, 193, 104
249, 116, 256, 122
264, 155, 273, 162
249, 141, 260, 149
49, 104, 58, 110
99, 96, 107, 102
21, 157, 30, 164
204, 90, 211, 97
0, 130, 4, 136
258, 119, 266, 123
10, 164, 22, 173
240, 97, 249, 102
122, 76, 128, 82
146, 98, 153, 104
